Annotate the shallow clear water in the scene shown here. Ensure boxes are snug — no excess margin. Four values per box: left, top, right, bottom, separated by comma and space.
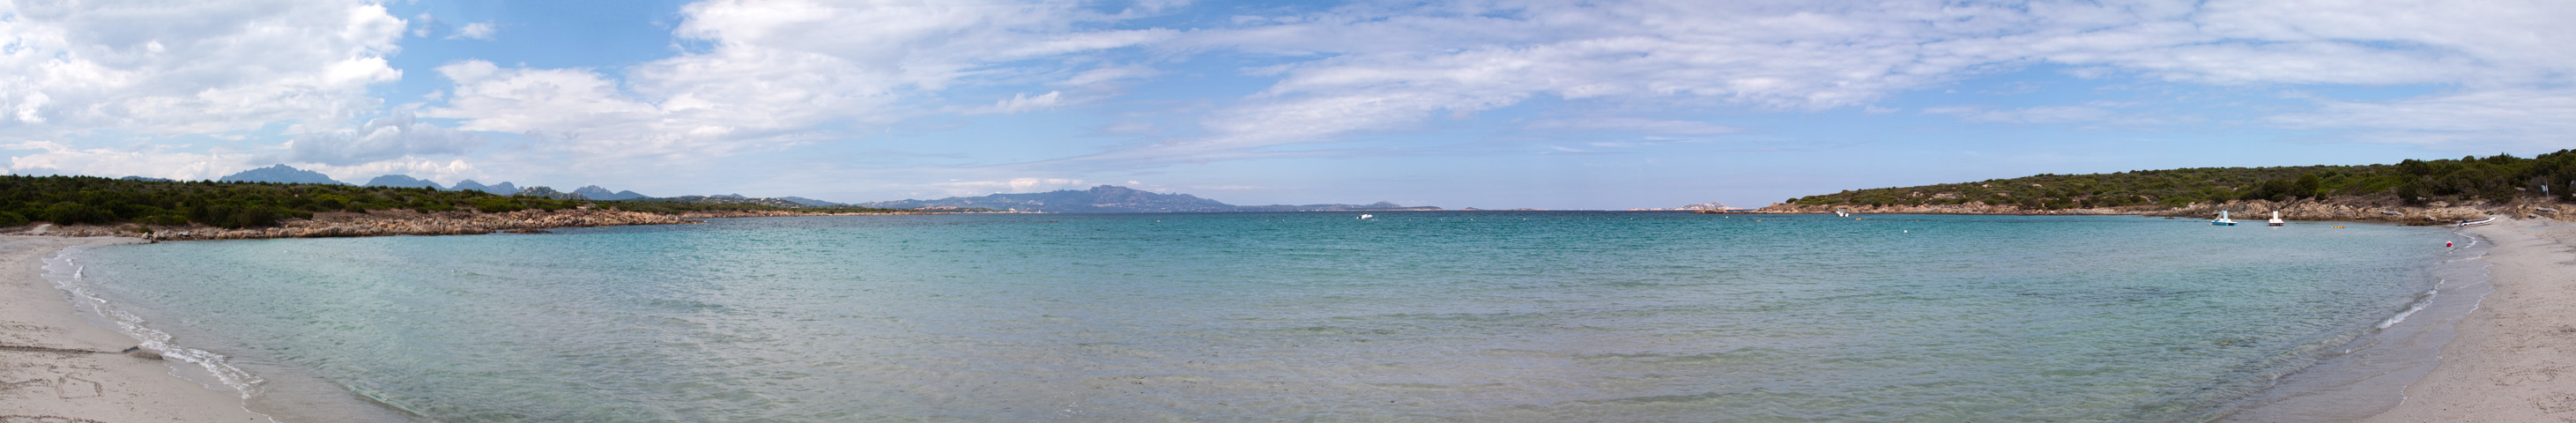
59, 212, 2450, 421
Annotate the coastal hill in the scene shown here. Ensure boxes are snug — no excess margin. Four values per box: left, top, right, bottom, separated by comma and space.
855, 185, 1441, 213
1752, 151, 2576, 223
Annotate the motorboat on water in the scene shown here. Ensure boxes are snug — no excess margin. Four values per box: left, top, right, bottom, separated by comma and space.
2267, 211, 2285, 226
1835, 209, 1851, 218
2212, 211, 2237, 226
2459, 216, 2498, 226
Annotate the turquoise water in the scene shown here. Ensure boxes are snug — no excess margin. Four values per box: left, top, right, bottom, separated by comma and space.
55, 212, 2453, 421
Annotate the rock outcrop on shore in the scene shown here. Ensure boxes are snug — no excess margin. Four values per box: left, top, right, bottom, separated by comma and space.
1725, 197, 2559, 225
147, 209, 701, 240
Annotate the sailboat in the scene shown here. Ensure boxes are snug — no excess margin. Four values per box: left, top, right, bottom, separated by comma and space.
2212, 211, 2237, 226
2267, 211, 2285, 226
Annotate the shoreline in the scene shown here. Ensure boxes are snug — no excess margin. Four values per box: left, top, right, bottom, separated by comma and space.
2359, 218, 2576, 420
0, 235, 271, 421
10, 208, 939, 241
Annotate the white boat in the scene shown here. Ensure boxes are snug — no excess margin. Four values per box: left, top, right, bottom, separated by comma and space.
1835, 209, 1851, 218
2267, 211, 2284, 226
2458, 217, 2498, 226
1358, 214, 1373, 219
2213, 211, 2237, 226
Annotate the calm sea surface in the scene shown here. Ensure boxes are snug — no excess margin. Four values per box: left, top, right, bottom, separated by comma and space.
52, 212, 2460, 421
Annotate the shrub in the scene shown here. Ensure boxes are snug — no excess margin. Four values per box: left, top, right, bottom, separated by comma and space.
474, 197, 525, 213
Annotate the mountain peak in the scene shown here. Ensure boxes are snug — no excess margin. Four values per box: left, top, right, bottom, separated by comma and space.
218, 164, 345, 185
364, 174, 445, 190
572, 185, 648, 200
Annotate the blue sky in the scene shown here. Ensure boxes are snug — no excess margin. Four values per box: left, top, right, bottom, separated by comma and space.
5, 1, 2573, 210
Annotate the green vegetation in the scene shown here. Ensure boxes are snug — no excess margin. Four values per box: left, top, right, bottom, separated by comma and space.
594, 200, 902, 214
0, 175, 902, 229
0, 175, 570, 229
1788, 150, 2576, 210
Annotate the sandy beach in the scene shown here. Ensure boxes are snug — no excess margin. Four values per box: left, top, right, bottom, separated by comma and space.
0, 235, 269, 422
2364, 218, 2576, 421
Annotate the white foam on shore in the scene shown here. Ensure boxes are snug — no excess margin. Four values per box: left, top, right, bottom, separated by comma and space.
2216, 226, 2498, 421
2377, 288, 2438, 330
44, 248, 267, 398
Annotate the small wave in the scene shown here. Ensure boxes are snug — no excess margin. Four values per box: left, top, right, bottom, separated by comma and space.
2377, 289, 2438, 330
47, 250, 267, 398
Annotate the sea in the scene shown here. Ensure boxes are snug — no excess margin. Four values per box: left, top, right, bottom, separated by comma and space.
40, 212, 2485, 422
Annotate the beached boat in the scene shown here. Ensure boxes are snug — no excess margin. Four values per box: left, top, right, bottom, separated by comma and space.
2458, 217, 2498, 226
2267, 212, 2284, 226
2212, 211, 2237, 226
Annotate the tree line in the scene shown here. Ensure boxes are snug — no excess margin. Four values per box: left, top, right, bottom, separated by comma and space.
1786, 150, 2576, 210
0, 175, 898, 229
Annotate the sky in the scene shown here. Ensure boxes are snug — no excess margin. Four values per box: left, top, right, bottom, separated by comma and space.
4, 0, 2573, 210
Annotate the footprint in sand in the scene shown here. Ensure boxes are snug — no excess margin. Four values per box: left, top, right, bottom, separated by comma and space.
2500, 365, 2567, 386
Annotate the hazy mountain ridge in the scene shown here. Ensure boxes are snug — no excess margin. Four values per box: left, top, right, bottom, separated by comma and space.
573, 185, 649, 200
856, 185, 1439, 213
364, 174, 446, 190
218, 165, 345, 185
450, 180, 518, 195
637, 196, 816, 208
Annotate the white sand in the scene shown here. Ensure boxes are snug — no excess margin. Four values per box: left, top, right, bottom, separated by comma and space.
0, 235, 270, 422
2365, 219, 2576, 421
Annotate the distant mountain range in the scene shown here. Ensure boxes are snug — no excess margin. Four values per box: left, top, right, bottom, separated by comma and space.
853, 185, 1441, 213
636, 196, 818, 208
197, 165, 1431, 212
206, 164, 838, 206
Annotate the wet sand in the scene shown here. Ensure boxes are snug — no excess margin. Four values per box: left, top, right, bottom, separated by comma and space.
0, 235, 269, 422
2365, 218, 2576, 421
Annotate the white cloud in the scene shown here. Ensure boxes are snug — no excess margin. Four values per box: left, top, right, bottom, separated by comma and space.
290, 110, 484, 165
305, 157, 483, 184
3, 140, 249, 181
1076, 0, 2576, 164
929, 177, 1090, 196
984, 91, 1063, 114
0, 0, 405, 138
1920, 105, 2119, 124
1528, 118, 1740, 135
2269, 88, 2576, 149
449, 22, 496, 41
426, 0, 1170, 165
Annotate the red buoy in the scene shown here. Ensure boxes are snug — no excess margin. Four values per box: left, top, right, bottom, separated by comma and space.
2446, 241, 2454, 248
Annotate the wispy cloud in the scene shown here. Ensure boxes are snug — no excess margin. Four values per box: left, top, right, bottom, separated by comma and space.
1528, 118, 1741, 135
449, 22, 496, 40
